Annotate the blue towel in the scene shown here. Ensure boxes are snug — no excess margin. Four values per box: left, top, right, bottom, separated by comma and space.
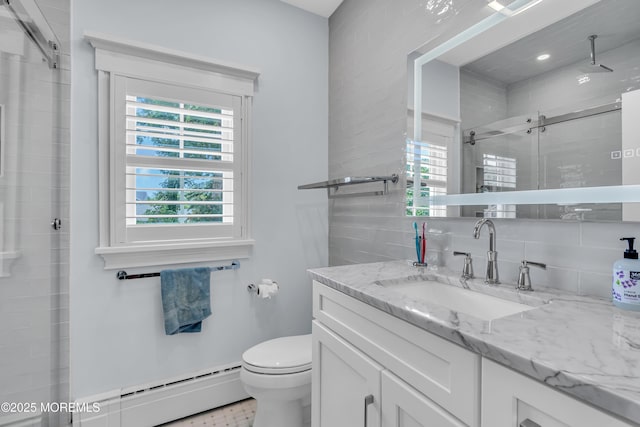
161, 267, 212, 335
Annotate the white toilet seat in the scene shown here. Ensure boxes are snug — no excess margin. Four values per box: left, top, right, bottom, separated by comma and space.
242, 334, 311, 375
243, 361, 311, 375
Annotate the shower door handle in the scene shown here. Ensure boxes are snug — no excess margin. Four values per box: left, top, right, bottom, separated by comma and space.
363, 394, 374, 426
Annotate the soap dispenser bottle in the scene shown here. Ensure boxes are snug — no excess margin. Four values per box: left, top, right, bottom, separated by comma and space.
613, 237, 640, 311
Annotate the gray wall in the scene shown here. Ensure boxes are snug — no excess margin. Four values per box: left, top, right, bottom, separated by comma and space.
71, 0, 328, 398
328, 0, 637, 300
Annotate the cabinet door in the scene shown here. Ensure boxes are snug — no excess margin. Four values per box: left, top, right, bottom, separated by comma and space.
482, 359, 634, 427
312, 321, 383, 427
381, 371, 467, 427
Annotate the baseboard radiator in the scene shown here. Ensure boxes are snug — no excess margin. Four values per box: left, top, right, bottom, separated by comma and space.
74, 363, 248, 427
0, 413, 42, 427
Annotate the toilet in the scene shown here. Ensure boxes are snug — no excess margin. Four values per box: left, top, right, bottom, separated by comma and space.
240, 334, 312, 427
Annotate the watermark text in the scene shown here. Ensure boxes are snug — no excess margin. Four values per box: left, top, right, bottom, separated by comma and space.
1, 401, 101, 414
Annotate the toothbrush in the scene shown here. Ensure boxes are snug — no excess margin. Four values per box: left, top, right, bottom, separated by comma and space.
413, 222, 421, 263
421, 222, 426, 264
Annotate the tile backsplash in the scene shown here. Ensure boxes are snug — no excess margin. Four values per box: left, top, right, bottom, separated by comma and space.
331, 202, 633, 300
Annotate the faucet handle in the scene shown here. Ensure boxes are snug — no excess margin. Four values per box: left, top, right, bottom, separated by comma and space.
453, 251, 474, 279
522, 260, 546, 269
517, 260, 546, 291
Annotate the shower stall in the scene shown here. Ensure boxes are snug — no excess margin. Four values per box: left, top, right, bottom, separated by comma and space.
0, 1, 70, 426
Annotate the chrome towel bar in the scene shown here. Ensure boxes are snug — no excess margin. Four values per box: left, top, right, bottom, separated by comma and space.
298, 174, 399, 198
116, 260, 240, 280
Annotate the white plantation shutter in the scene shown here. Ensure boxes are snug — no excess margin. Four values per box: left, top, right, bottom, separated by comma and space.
407, 139, 448, 216
113, 76, 242, 243
483, 153, 517, 218
482, 154, 516, 190
407, 116, 452, 217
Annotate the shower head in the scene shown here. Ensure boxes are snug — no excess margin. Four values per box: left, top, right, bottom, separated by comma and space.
579, 35, 613, 73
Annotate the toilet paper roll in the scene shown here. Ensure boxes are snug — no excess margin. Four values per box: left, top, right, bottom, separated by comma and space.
257, 281, 279, 299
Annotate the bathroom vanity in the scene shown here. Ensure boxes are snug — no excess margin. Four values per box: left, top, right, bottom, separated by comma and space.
309, 261, 640, 427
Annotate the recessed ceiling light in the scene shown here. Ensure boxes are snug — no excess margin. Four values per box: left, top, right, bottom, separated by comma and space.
488, 1, 506, 12
577, 74, 591, 85
537, 54, 550, 61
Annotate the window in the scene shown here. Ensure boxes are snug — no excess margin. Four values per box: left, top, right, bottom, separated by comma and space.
406, 115, 454, 217
116, 77, 240, 243
406, 139, 448, 217
482, 153, 516, 218
88, 33, 259, 268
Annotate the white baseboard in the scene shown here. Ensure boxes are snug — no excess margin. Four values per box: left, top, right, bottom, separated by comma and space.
0, 412, 42, 427
74, 363, 248, 427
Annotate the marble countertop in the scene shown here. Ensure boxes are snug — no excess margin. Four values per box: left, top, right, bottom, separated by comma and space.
308, 260, 640, 424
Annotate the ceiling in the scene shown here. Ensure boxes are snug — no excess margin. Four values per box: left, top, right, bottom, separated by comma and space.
279, 0, 344, 18
463, 0, 640, 85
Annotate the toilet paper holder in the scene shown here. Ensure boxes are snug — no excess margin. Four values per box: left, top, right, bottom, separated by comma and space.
247, 280, 279, 296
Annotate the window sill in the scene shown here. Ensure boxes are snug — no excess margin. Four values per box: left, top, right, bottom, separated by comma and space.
95, 240, 254, 270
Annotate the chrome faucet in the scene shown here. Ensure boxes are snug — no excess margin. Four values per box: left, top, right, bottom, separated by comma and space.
473, 218, 499, 284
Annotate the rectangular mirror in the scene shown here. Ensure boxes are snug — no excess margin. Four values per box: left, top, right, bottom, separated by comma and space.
406, 0, 640, 221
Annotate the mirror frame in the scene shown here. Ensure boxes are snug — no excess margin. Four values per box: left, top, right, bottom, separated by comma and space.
408, 0, 640, 214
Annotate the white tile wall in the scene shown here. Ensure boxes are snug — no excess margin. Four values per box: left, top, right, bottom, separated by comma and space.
459, 49, 629, 220
328, 0, 640, 300
460, 69, 507, 130
505, 41, 637, 216
0, 1, 70, 425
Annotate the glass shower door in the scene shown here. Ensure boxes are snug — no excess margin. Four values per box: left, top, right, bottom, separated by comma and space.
461, 113, 540, 218
0, 1, 69, 426
538, 107, 623, 220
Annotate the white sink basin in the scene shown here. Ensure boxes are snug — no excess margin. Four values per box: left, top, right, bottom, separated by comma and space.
379, 278, 538, 321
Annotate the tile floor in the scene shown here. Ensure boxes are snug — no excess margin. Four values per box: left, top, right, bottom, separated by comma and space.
160, 399, 256, 427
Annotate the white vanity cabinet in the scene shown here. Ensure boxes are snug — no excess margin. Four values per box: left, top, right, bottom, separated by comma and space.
312, 281, 480, 427
482, 358, 634, 427
312, 321, 383, 427
312, 280, 638, 427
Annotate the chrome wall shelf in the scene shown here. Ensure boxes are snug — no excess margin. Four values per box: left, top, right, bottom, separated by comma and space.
298, 174, 399, 198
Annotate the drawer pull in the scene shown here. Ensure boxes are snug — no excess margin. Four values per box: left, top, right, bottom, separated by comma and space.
364, 394, 374, 426
520, 419, 541, 427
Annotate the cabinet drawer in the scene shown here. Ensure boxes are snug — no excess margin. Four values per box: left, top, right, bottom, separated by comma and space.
313, 281, 479, 427
482, 358, 635, 427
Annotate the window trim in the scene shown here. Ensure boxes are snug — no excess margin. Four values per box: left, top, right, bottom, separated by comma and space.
87, 32, 259, 269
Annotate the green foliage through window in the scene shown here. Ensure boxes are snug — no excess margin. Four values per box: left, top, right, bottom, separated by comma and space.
131, 96, 231, 224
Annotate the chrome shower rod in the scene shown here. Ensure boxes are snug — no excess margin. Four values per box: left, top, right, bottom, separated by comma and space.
464, 101, 621, 144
